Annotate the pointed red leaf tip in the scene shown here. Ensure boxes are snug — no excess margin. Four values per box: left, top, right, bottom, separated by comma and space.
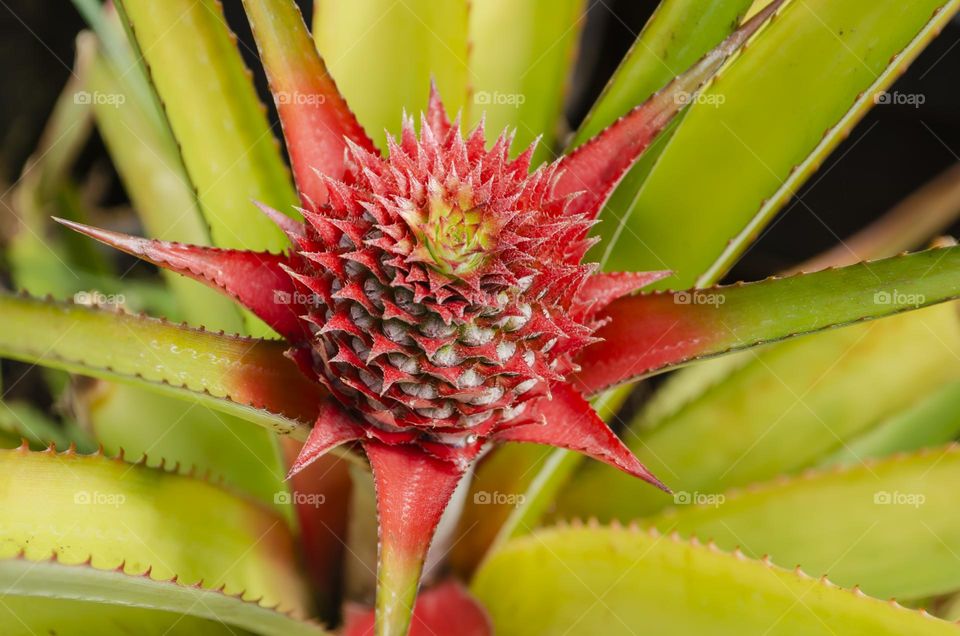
241, 0, 377, 207
426, 80, 453, 139
342, 581, 492, 636
574, 270, 672, 316
571, 291, 725, 396
496, 383, 669, 492
52, 217, 311, 342
554, 0, 786, 222
287, 401, 364, 478
364, 441, 470, 636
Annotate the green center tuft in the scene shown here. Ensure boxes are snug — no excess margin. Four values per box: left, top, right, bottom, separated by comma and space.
403, 181, 497, 278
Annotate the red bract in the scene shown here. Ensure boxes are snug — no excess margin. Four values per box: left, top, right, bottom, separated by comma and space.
58, 2, 784, 633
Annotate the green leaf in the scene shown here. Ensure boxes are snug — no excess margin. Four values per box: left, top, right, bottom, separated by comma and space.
591, 0, 960, 286
72, 0, 142, 85
559, 161, 960, 522
312, 0, 469, 150
0, 559, 330, 636
570, 0, 754, 278
85, 31, 291, 518
575, 245, 960, 393
561, 301, 960, 520
465, 242, 960, 560
648, 446, 960, 600
450, 1, 776, 557
86, 33, 244, 333
820, 381, 960, 468
116, 0, 298, 255
469, 0, 586, 160
571, 0, 753, 147
77, 382, 292, 518
0, 292, 320, 441
0, 447, 310, 616
472, 524, 957, 635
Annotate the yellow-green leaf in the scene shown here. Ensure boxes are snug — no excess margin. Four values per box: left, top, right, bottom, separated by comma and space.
0, 447, 309, 615
592, 0, 960, 286
0, 292, 319, 441
649, 445, 960, 600
313, 0, 469, 150
469, 0, 585, 160
473, 524, 959, 635
0, 558, 330, 636
117, 0, 298, 255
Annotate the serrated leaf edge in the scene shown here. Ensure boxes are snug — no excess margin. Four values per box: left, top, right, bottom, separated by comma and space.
0, 551, 328, 628
694, 0, 960, 286
3, 291, 313, 438
525, 520, 959, 624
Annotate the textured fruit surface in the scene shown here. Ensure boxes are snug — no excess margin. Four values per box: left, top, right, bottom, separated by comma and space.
282, 94, 603, 448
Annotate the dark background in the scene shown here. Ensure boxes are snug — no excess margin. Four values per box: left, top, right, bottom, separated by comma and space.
1, 0, 959, 282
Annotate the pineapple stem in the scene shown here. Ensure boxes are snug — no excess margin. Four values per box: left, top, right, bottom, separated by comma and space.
364, 441, 468, 636
375, 541, 429, 636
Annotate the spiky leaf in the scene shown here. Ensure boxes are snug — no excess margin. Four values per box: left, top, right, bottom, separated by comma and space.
86, 36, 244, 332
561, 302, 960, 519
575, 246, 960, 394
241, 0, 376, 206
0, 558, 328, 635
592, 0, 960, 285
0, 446, 309, 615
472, 524, 958, 635
649, 445, 960, 600
116, 0, 298, 255
0, 292, 322, 439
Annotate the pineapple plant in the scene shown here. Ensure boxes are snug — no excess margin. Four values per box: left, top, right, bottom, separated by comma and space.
2, 0, 960, 634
